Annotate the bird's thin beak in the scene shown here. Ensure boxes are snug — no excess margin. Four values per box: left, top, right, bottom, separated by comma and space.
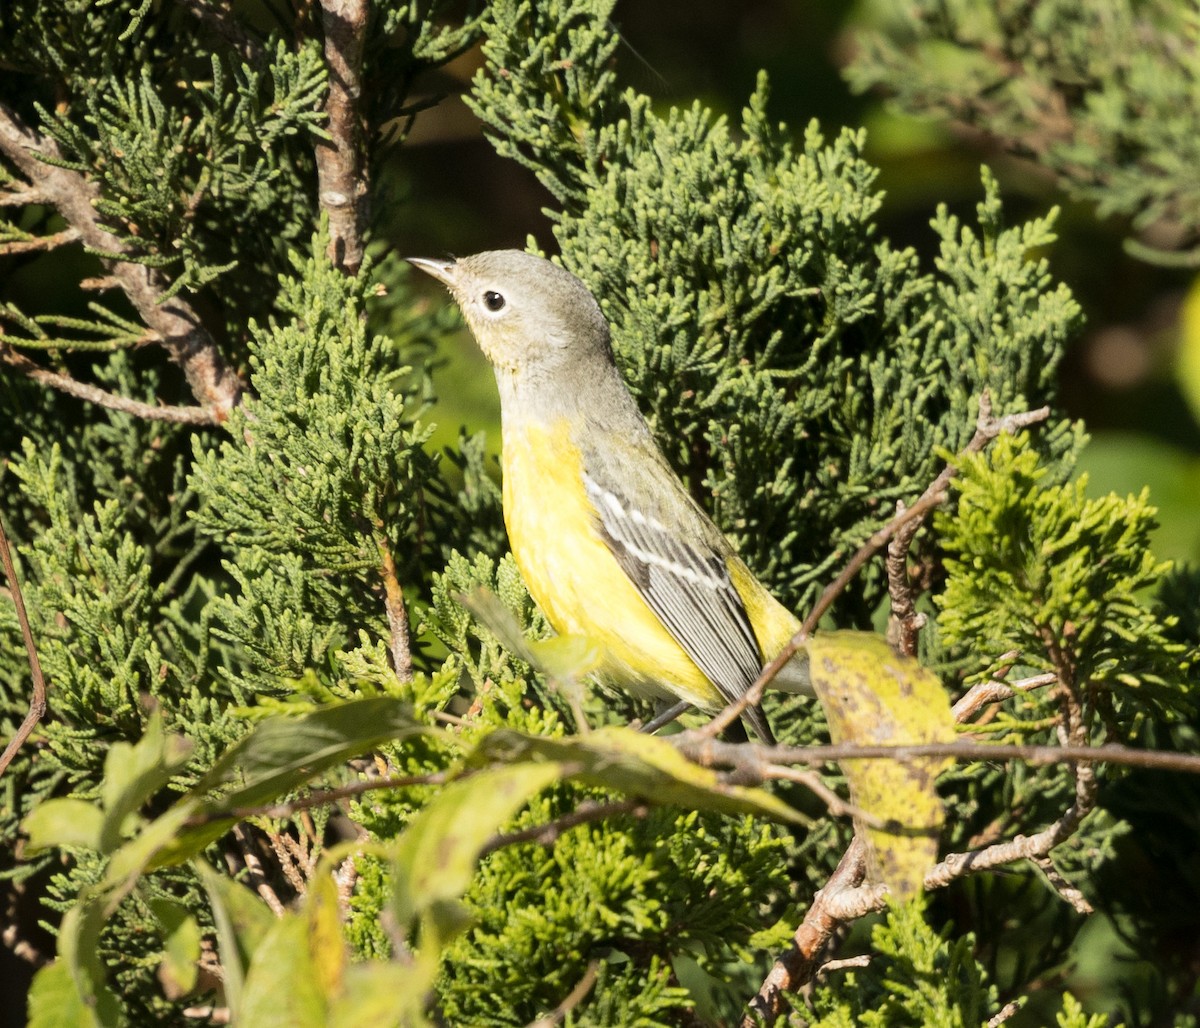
406, 256, 457, 288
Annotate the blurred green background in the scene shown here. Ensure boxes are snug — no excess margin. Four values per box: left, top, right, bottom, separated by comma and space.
393, 0, 1200, 568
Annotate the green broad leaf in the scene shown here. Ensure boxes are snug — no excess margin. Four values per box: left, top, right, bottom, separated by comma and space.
193, 697, 426, 810
239, 914, 327, 1028
474, 726, 807, 824
26, 961, 118, 1028
49, 804, 203, 1016
329, 964, 434, 1028
529, 632, 604, 680
22, 799, 105, 855
98, 712, 194, 853
306, 874, 347, 1000
806, 631, 955, 899
55, 905, 120, 1027
148, 899, 202, 1000
457, 588, 603, 679
198, 862, 279, 1021
106, 802, 198, 881
392, 762, 564, 951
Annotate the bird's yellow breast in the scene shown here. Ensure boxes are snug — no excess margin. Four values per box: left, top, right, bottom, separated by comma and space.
501, 419, 722, 708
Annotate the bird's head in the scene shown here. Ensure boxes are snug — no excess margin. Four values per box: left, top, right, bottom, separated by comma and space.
407, 250, 613, 376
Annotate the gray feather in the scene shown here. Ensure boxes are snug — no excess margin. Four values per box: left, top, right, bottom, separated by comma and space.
582, 470, 775, 743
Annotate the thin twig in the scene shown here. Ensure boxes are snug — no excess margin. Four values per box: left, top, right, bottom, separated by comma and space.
800, 489, 950, 642
0, 227, 80, 255
1032, 855, 1093, 915
480, 798, 647, 858
0, 344, 220, 425
680, 738, 1200, 776
182, 1006, 231, 1024
0, 514, 48, 777
986, 1000, 1022, 1027
952, 672, 1057, 722
79, 275, 120, 292
764, 765, 886, 828
0, 187, 48, 206
692, 487, 943, 742
315, 0, 369, 274
184, 770, 448, 827
885, 498, 926, 655
814, 954, 871, 978
267, 829, 309, 896
884, 391, 1050, 652
334, 854, 359, 922
525, 961, 601, 1028
230, 824, 286, 916
744, 839, 868, 1025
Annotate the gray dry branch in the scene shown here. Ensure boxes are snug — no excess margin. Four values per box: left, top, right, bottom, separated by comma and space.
737, 727, 1114, 1021
315, 0, 370, 275
0, 345, 221, 425
0, 102, 242, 419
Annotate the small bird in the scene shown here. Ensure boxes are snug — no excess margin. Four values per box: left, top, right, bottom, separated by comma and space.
409, 250, 810, 743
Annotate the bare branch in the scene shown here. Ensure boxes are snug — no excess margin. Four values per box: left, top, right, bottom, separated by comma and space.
183, 1007, 231, 1024
1032, 855, 1093, 915
268, 828, 311, 896
481, 798, 648, 858
815, 954, 871, 978
0, 102, 243, 417
741, 739, 1102, 1025
315, 0, 369, 274
0, 227, 81, 255
334, 854, 359, 922
230, 824, 286, 916
0, 187, 48, 206
764, 764, 886, 828
525, 961, 601, 1028
744, 839, 868, 1025
79, 275, 121, 292
0, 514, 48, 778
1, 343, 220, 425
885, 497, 926, 656
952, 672, 1057, 722
376, 533, 413, 682
185, 770, 449, 827
986, 1000, 1022, 1027
885, 392, 1050, 653
681, 737, 1200, 776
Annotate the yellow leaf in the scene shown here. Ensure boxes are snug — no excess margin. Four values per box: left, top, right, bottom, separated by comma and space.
807, 631, 955, 899
474, 726, 807, 825
306, 875, 346, 999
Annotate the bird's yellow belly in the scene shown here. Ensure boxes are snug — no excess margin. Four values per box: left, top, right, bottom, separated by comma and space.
501, 419, 721, 709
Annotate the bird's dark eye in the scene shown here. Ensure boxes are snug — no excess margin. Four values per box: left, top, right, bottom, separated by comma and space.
483, 290, 506, 312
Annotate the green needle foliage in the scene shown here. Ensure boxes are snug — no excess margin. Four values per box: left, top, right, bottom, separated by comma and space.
0, 0, 1196, 1025
847, 0, 1200, 266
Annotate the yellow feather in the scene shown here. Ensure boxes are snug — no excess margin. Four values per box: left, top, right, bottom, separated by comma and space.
502, 418, 724, 710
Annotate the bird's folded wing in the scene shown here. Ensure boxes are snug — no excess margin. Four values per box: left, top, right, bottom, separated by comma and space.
582, 470, 766, 710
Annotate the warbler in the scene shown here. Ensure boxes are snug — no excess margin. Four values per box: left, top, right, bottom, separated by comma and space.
409, 250, 810, 743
